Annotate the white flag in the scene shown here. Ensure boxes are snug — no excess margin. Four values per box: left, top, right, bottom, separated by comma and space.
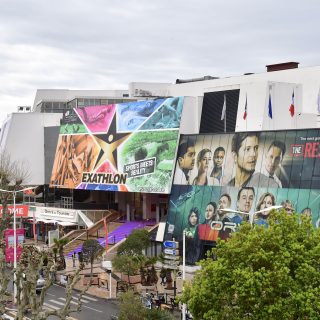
221, 94, 226, 120
317, 88, 320, 114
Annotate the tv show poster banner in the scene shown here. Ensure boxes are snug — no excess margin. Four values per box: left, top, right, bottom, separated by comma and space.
166, 129, 320, 264
50, 97, 184, 194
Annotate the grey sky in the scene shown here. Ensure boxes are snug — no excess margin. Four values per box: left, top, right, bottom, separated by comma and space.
1, 0, 319, 123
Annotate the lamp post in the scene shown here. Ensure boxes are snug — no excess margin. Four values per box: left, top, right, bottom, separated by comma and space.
182, 230, 186, 320
220, 205, 283, 224
0, 186, 35, 304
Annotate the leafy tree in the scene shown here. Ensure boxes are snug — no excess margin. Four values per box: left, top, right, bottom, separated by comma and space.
113, 229, 156, 284
112, 255, 140, 284
181, 209, 320, 320
118, 290, 175, 320
117, 229, 151, 256
82, 239, 104, 274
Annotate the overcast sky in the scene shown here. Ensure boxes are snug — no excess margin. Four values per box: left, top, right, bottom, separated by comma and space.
1, 0, 319, 123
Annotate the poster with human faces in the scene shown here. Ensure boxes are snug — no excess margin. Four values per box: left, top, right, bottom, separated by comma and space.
167, 129, 320, 264
172, 129, 320, 189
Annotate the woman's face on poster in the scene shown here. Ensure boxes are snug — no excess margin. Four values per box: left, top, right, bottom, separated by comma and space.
260, 195, 273, 214
189, 212, 198, 226
205, 204, 215, 220
199, 151, 212, 173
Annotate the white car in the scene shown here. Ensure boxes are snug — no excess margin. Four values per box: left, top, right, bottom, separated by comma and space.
22, 273, 45, 294
36, 275, 45, 293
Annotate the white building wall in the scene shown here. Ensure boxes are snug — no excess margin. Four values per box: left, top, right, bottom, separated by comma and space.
165, 66, 320, 133
128, 82, 170, 98
179, 96, 202, 134
0, 113, 62, 185
33, 88, 129, 109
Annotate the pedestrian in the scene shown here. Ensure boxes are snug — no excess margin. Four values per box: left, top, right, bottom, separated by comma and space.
160, 268, 166, 286
78, 251, 83, 264
72, 252, 76, 267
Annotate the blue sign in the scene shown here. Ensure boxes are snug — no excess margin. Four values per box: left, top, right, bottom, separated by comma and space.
164, 248, 179, 255
163, 241, 179, 249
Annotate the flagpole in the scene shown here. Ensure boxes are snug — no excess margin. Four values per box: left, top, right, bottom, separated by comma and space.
246, 94, 247, 132
224, 108, 226, 133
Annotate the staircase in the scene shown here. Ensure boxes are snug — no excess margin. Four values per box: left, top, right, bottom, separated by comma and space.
62, 210, 123, 256
66, 220, 155, 257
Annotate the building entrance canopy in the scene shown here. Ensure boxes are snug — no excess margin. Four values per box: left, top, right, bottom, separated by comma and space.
28, 206, 92, 227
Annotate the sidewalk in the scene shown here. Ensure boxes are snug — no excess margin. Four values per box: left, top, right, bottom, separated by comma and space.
59, 257, 195, 302
60, 257, 117, 299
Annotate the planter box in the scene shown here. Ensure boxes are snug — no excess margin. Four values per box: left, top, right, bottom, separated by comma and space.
83, 274, 100, 286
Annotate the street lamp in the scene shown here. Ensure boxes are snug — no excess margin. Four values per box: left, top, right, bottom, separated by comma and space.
0, 186, 35, 304
220, 205, 283, 224
182, 230, 186, 320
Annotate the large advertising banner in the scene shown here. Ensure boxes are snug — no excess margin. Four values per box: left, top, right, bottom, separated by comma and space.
5, 228, 25, 263
50, 97, 184, 193
167, 129, 320, 264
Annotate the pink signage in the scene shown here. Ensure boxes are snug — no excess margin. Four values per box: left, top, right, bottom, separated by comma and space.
5, 228, 24, 263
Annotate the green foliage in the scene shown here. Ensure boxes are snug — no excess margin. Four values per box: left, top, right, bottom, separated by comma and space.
118, 291, 175, 320
114, 230, 156, 284
112, 255, 140, 278
118, 290, 146, 320
181, 209, 320, 320
82, 239, 104, 274
117, 229, 151, 256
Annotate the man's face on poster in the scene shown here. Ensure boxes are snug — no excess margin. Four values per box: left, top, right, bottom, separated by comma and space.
214, 151, 225, 168
235, 136, 259, 174
178, 146, 195, 170
237, 189, 255, 213
218, 195, 231, 214
265, 146, 283, 176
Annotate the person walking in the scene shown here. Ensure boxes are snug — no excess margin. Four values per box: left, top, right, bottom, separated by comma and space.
72, 252, 76, 267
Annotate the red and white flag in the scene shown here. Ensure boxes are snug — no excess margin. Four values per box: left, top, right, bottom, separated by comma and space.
289, 90, 295, 117
243, 94, 247, 120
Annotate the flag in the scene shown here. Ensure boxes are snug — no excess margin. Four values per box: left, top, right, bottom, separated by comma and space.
243, 94, 247, 120
268, 92, 273, 119
289, 90, 295, 117
317, 88, 320, 114
221, 94, 226, 120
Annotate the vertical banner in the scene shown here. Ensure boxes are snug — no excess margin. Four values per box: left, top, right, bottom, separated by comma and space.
5, 228, 25, 263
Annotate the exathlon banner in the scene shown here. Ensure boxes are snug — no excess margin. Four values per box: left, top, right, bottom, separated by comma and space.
50, 97, 184, 193
166, 129, 320, 264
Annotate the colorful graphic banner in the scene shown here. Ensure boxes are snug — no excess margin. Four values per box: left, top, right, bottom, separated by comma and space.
50, 97, 184, 193
5, 228, 25, 263
167, 129, 320, 264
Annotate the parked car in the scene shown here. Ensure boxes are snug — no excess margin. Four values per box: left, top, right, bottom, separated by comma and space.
36, 275, 45, 293
22, 272, 45, 294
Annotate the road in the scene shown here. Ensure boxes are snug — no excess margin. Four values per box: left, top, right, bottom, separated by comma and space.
44, 284, 119, 320
5, 280, 119, 319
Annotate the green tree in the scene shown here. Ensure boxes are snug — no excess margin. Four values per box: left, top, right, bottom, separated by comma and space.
112, 255, 140, 285
181, 209, 320, 320
117, 229, 151, 256
113, 229, 155, 285
82, 239, 104, 275
118, 291, 175, 320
